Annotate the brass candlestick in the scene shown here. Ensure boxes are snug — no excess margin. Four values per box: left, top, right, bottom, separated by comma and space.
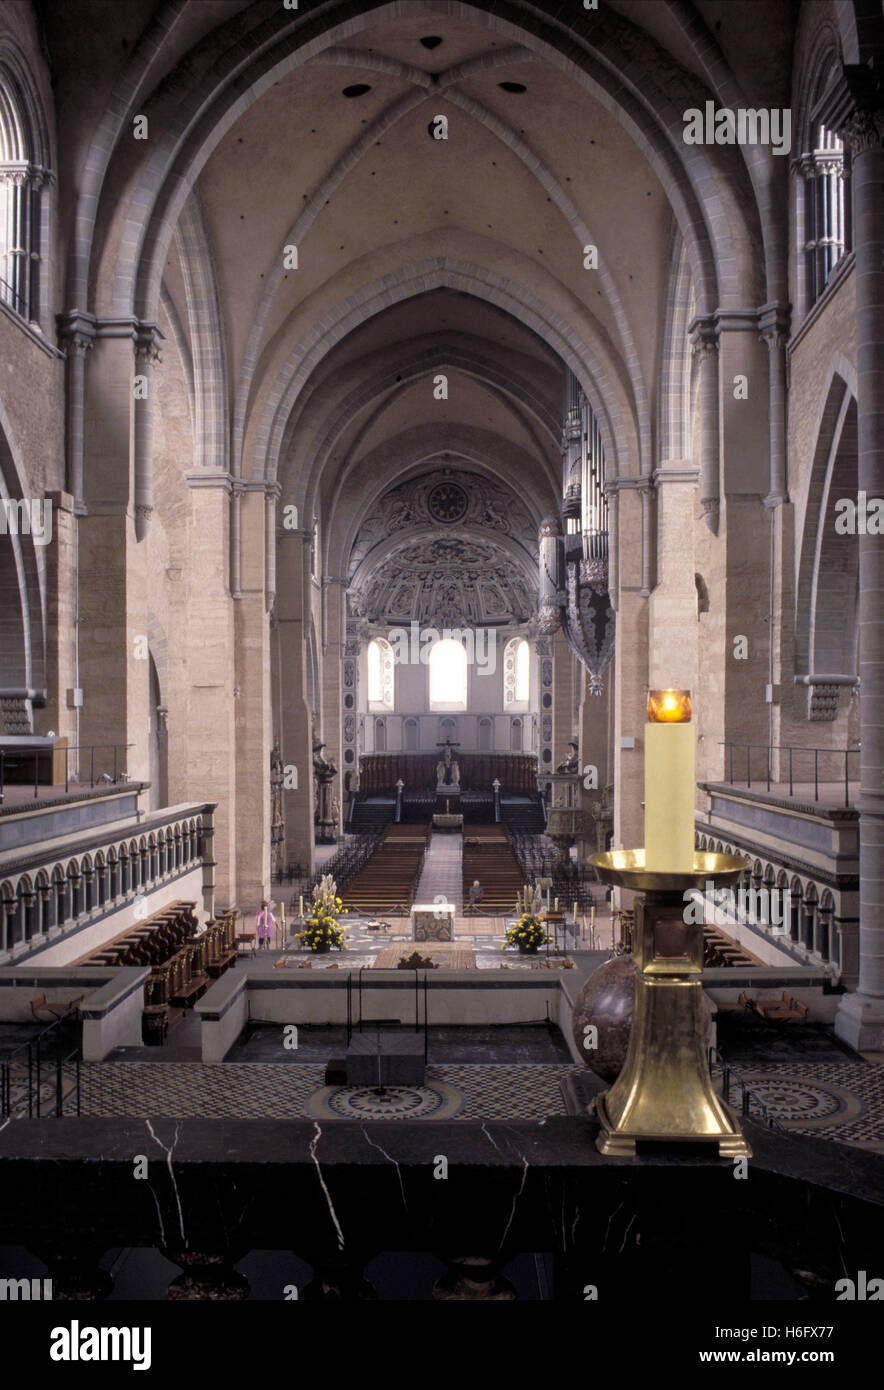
589, 849, 751, 1158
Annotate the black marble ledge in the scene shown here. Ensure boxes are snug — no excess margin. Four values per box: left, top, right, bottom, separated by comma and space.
0, 1116, 880, 1286
0, 1113, 880, 1192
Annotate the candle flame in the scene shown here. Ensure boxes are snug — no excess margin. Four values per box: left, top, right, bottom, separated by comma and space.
648, 689, 692, 723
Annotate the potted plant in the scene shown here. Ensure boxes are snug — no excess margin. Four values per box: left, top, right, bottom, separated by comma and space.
504, 888, 550, 954
298, 874, 349, 953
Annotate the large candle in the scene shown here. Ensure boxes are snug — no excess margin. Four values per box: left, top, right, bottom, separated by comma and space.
644, 689, 695, 872
299, 895, 304, 918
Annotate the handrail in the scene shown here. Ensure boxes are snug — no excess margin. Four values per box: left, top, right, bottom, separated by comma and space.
0, 743, 134, 803
717, 742, 858, 806
0, 1008, 81, 1118
708, 1045, 788, 1135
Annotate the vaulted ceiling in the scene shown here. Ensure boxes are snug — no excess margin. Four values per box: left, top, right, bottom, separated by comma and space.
41, 0, 801, 599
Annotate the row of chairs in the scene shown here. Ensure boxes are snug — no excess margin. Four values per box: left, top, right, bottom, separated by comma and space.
292, 832, 382, 904
342, 837, 426, 914
703, 926, 762, 969
142, 908, 238, 1045
77, 900, 199, 969
716, 990, 808, 1023
462, 829, 526, 914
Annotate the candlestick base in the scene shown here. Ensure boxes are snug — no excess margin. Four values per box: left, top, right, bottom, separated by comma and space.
589, 849, 752, 1159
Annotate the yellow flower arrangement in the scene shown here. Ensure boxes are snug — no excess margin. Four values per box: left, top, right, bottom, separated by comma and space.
503, 913, 549, 952
298, 875, 349, 952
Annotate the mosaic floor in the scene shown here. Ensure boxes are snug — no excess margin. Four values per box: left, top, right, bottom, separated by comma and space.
68, 1061, 577, 1120
715, 1062, 884, 1153
4, 1055, 882, 1146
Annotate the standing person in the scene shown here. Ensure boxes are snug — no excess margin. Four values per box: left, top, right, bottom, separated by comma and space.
256, 900, 276, 951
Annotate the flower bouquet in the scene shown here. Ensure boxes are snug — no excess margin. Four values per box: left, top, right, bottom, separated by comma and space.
298, 874, 349, 953
503, 912, 549, 955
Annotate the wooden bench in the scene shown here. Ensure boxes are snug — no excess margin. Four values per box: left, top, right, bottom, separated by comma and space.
714, 991, 755, 1016
754, 991, 808, 1023
30, 994, 84, 1021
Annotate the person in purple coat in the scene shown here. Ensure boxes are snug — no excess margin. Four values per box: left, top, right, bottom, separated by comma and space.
256, 900, 276, 951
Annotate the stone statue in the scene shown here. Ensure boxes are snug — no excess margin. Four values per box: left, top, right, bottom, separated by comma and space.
557, 740, 579, 774
312, 736, 338, 844
312, 737, 337, 778
436, 740, 461, 788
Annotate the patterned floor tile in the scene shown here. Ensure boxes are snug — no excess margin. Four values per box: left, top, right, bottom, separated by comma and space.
44, 1061, 579, 1121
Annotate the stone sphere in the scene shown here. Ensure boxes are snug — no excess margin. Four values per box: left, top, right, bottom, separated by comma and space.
571, 954, 636, 1082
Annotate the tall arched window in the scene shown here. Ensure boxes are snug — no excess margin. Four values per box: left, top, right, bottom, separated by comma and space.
0, 43, 51, 328
429, 639, 468, 710
404, 717, 418, 751
504, 637, 530, 711
794, 44, 853, 321
477, 716, 492, 751
367, 637, 394, 710
800, 122, 849, 305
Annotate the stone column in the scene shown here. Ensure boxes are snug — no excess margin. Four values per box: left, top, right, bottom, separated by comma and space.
265, 484, 279, 613
551, 630, 576, 771
689, 317, 720, 534
57, 312, 94, 511
133, 324, 162, 542
276, 525, 316, 878
610, 484, 647, 863
834, 93, 884, 1048
38, 490, 77, 747
175, 475, 237, 905
758, 304, 790, 507
578, 659, 610, 860
77, 327, 150, 784
638, 481, 654, 596
647, 468, 699, 695
320, 575, 346, 841
234, 484, 272, 910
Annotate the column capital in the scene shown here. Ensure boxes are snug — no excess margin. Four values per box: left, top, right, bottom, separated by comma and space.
842, 106, 884, 156
605, 475, 648, 493
813, 66, 884, 154
650, 466, 700, 487
0, 161, 56, 189
185, 471, 235, 493
238, 478, 282, 500
757, 301, 791, 349
57, 310, 96, 354
688, 314, 717, 355
134, 322, 163, 365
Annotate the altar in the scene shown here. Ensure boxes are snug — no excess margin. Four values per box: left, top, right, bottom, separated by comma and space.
412, 902, 455, 941
432, 812, 463, 830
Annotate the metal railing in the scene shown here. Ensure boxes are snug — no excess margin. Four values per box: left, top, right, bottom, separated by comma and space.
718, 742, 859, 806
0, 274, 26, 318
708, 1046, 787, 1134
0, 1009, 81, 1119
0, 743, 133, 804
